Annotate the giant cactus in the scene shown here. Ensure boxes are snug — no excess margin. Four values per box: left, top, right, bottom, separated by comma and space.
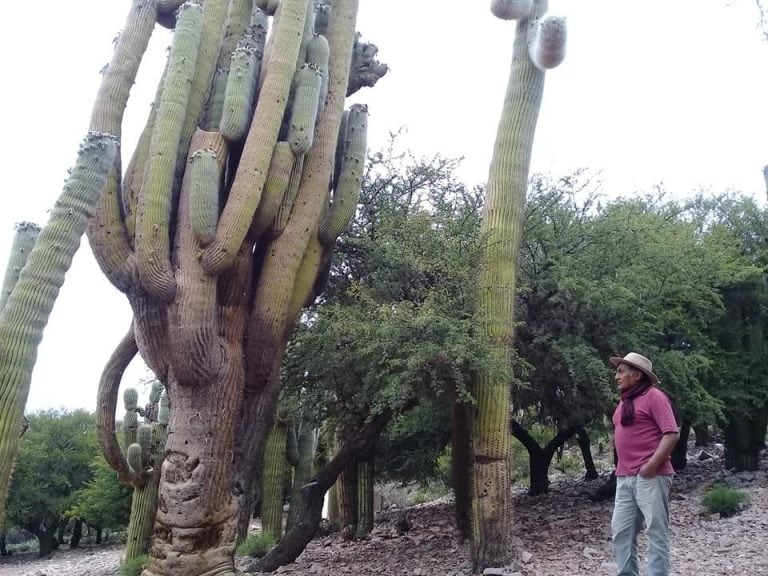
468, 1, 566, 572
83, 1, 383, 574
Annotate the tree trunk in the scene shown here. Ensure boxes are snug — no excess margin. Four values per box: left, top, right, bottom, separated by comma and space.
451, 400, 472, 540
724, 408, 768, 471
693, 423, 712, 446
356, 452, 375, 538
34, 526, 57, 558
0, 532, 8, 556
337, 460, 358, 540
56, 522, 67, 547
95, 527, 102, 545
510, 420, 577, 496
575, 427, 598, 480
70, 519, 83, 549
671, 419, 691, 472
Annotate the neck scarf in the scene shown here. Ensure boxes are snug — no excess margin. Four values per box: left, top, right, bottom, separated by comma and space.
620, 381, 652, 426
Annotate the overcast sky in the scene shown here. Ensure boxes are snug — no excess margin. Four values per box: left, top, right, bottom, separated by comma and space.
0, 0, 766, 412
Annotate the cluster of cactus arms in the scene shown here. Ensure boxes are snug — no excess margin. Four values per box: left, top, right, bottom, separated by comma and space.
121, 383, 170, 561
467, 0, 566, 573
77, 1, 385, 574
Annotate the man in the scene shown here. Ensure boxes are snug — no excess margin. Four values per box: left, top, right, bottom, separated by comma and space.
610, 352, 679, 576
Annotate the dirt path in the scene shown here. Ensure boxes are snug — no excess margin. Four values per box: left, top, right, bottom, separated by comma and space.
1, 455, 765, 576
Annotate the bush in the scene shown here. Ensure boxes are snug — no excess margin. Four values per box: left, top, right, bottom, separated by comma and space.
236, 532, 277, 558
702, 485, 750, 517
120, 554, 148, 576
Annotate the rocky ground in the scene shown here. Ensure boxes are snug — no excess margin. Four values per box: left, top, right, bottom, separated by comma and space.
2, 448, 766, 576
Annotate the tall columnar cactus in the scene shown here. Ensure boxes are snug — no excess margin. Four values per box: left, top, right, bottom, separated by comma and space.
0, 224, 39, 315
469, 1, 566, 572
84, 1, 385, 574
0, 0, 157, 525
260, 419, 290, 541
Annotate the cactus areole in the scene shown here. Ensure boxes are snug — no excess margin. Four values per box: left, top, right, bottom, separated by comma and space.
78, 1, 384, 575
469, 0, 566, 572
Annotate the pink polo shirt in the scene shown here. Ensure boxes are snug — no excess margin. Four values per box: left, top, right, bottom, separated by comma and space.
612, 386, 678, 476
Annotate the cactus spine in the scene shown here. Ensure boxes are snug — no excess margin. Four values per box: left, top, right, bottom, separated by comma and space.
468, 0, 566, 572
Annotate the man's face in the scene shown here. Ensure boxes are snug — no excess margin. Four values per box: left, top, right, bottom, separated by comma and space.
615, 363, 642, 393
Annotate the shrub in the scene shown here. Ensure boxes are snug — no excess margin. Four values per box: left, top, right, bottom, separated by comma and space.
236, 531, 277, 558
702, 485, 750, 517
120, 554, 148, 576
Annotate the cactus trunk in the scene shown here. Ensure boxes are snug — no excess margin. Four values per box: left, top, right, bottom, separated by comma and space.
355, 454, 374, 538
469, 0, 562, 572
261, 422, 288, 540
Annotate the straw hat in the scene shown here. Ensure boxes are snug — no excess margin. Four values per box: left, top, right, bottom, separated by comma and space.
609, 352, 659, 385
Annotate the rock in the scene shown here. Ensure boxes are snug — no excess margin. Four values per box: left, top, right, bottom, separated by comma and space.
482, 569, 505, 576
697, 450, 714, 461
521, 551, 533, 564
582, 546, 600, 559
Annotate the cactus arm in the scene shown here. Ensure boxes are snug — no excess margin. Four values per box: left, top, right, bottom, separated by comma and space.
306, 34, 330, 115
135, 1, 205, 302
169, 130, 227, 385
0, 133, 118, 523
287, 64, 322, 155
269, 156, 306, 237
220, 45, 262, 142
490, 0, 532, 20
528, 15, 567, 70
86, 0, 160, 292
250, 141, 294, 239
87, 163, 137, 293
96, 325, 144, 487
245, 0, 359, 387
0, 223, 39, 315
286, 234, 324, 321
318, 103, 367, 245
189, 149, 222, 246
201, 0, 311, 274
89, 0, 158, 136
215, 0, 255, 72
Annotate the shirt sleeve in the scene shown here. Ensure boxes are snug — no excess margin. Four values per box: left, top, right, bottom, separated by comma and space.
651, 389, 679, 434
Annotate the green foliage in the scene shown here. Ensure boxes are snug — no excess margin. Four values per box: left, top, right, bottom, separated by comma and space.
68, 455, 132, 531
236, 531, 277, 558
7, 410, 97, 536
376, 401, 452, 484
120, 554, 149, 576
701, 485, 751, 517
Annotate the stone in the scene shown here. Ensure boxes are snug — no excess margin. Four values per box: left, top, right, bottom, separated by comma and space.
521, 551, 533, 563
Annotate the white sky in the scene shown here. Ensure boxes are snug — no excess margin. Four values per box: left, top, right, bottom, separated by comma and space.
0, 0, 766, 412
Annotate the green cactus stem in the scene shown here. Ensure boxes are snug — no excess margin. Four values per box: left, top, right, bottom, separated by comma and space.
203, 68, 230, 131
306, 34, 330, 115
0, 132, 117, 524
490, 0, 532, 20
250, 142, 294, 239
0, 223, 39, 315
220, 46, 262, 142
318, 103, 367, 245
261, 422, 289, 541
201, 0, 310, 274
189, 149, 222, 246
287, 64, 322, 155
528, 15, 567, 70
285, 422, 317, 531
268, 156, 306, 237
135, 1, 204, 302
469, 0, 565, 571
